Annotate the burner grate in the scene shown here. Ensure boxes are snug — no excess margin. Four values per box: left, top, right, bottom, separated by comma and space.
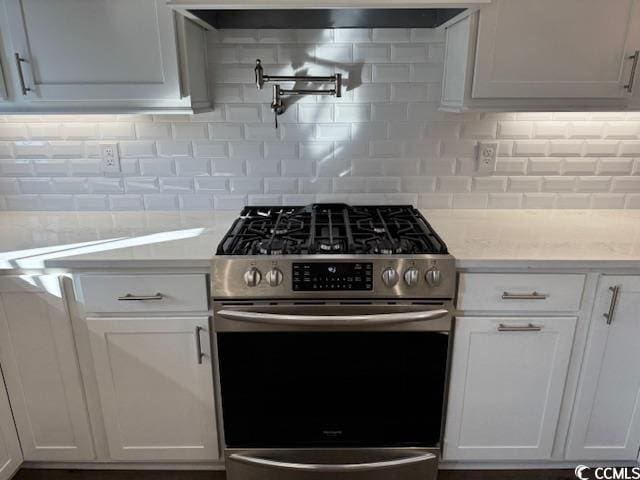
216, 204, 448, 256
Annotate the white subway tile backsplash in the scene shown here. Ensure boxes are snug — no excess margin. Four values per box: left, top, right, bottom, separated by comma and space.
570, 122, 604, 139
109, 194, 144, 210
179, 194, 214, 210
591, 193, 626, 209
75, 195, 108, 210
246, 158, 280, 176
19, 178, 53, 194
372, 64, 410, 83
88, 177, 124, 193
563, 158, 597, 174
316, 124, 351, 141
529, 157, 562, 175
52, 178, 88, 194
513, 140, 548, 156
230, 177, 263, 194
576, 176, 611, 192
1, 29, 640, 211
125, 177, 159, 193
33, 159, 69, 176
160, 177, 195, 193
195, 177, 228, 192
488, 193, 522, 209
497, 121, 532, 139
265, 177, 299, 194
390, 45, 427, 63
620, 140, 640, 156
557, 193, 591, 209
548, 140, 583, 157
524, 193, 556, 208
533, 122, 567, 139
597, 158, 634, 175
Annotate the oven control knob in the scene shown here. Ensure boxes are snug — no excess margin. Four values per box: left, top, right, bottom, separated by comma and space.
266, 268, 283, 287
426, 268, 442, 287
381, 268, 399, 288
243, 267, 262, 287
403, 268, 420, 287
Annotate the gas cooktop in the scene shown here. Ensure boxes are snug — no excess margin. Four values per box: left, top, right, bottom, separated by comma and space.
216, 204, 448, 256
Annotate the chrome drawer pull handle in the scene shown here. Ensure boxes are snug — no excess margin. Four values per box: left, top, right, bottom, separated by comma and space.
625, 50, 640, 92
14, 53, 31, 96
229, 452, 436, 472
603, 285, 621, 325
117, 293, 164, 301
498, 323, 543, 332
502, 291, 548, 300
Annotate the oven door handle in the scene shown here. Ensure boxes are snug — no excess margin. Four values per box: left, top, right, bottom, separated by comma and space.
229, 452, 436, 472
216, 309, 449, 326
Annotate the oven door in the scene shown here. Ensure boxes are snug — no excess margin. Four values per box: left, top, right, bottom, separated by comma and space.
214, 301, 452, 450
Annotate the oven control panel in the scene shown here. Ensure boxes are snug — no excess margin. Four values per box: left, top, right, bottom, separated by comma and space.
292, 262, 373, 291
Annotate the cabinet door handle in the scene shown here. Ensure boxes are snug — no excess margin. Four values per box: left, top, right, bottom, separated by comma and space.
14, 53, 31, 96
195, 326, 205, 365
117, 293, 164, 301
625, 50, 640, 93
497, 323, 543, 332
502, 291, 548, 300
603, 285, 621, 325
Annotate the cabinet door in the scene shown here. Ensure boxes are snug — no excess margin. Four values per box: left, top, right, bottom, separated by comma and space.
444, 316, 576, 460
566, 276, 640, 461
472, 0, 640, 98
0, 276, 94, 461
3, 0, 183, 104
0, 373, 22, 480
88, 317, 219, 461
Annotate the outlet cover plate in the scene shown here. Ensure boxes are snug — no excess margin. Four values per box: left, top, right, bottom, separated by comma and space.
477, 142, 498, 173
100, 143, 120, 174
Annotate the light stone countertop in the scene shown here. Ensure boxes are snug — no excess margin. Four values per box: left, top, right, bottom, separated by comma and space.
0, 209, 639, 271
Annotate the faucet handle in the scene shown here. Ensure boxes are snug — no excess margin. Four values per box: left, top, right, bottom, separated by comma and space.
255, 59, 264, 90
271, 85, 284, 129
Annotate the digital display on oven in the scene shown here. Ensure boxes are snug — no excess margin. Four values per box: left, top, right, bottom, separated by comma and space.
292, 262, 373, 291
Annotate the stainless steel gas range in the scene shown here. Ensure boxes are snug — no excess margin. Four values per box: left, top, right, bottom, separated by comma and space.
211, 203, 455, 480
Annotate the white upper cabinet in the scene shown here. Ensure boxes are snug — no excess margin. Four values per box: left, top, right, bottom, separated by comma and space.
566, 275, 640, 461
442, 0, 640, 110
444, 316, 576, 461
0, 373, 22, 480
473, 0, 640, 98
0, 0, 210, 113
88, 317, 219, 461
0, 276, 94, 461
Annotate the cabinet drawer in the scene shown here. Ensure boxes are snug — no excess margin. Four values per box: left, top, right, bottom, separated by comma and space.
457, 274, 585, 312
76, 274, 208, 313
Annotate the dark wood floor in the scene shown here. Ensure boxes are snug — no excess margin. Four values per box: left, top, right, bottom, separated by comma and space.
14, 468, 575, 480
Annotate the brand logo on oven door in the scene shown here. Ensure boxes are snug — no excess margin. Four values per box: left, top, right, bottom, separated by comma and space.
322, 430, 343, 437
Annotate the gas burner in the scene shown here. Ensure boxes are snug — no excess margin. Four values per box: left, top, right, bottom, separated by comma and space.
318, 241, 342, 252
258, 238, 285, 255
216, 204, 448, 256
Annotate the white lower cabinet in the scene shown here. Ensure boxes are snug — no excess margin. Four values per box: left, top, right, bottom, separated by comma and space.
566, 275, 640, 461
0, 276, 94, 461
0, 372, 21, 479
444, 316, 576, 461
87, 317, 219, 461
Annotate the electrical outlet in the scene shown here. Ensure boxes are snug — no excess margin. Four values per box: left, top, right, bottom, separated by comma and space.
477, 142, 498, 173
100, 143, 120, 174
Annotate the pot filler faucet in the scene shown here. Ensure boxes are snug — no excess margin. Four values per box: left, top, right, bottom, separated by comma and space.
254, 59, 342, 128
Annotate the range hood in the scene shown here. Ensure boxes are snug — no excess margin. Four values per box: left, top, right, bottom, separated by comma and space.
167, 1, 487, 29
